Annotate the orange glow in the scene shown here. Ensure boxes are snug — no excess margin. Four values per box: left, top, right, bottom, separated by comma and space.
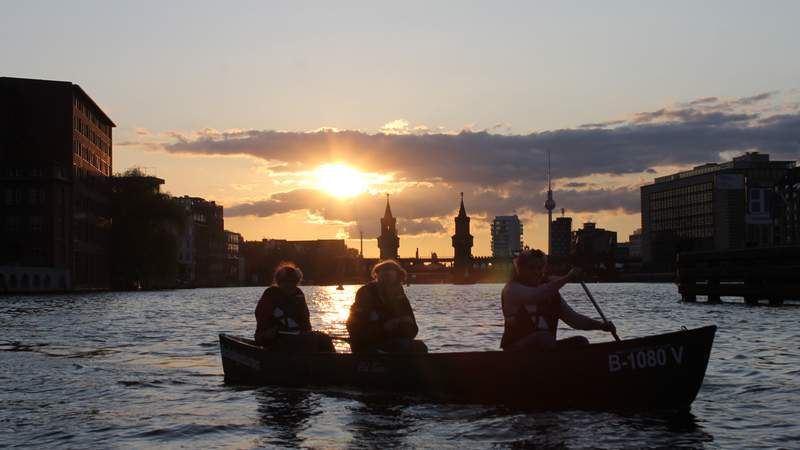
314, 163, 368, 198
313, 163, 372, 198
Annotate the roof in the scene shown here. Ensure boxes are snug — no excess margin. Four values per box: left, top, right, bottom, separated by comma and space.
457, 192, 468, 218
384, 196, 393, 218
0, 76, 116, 127
71, 83, 116, 127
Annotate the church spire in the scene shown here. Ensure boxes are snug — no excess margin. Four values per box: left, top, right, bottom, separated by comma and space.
383, 193, 393, 219
457, 192, 467, 218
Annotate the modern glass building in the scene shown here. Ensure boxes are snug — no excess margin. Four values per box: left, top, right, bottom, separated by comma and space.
640, 152, 795, 267
491, 215, 523, 257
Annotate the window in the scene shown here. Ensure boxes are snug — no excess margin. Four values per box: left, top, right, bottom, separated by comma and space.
30, 216, 44, 232
6, 216, 20, 232
29, 188, 40, 204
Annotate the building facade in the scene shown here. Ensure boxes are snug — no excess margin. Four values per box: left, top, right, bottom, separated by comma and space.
641, 152, 795, 267
774, 167, 800, 245
377, 196, 400, 260
0, 77, 114, 292
224, 230, 244, 285
549, 216, 573, 260
176, 198, 196, 285
572, 222, 618, 277
491, 215, 523, 257
176, 196, 225, 287
241, 238, 359, 285
627, 229, 643, 259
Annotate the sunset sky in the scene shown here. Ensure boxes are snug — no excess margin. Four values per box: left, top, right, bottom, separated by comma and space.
3, 1, 800, 257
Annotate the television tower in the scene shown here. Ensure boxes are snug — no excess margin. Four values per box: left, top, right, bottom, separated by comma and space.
544, 151, 556, 255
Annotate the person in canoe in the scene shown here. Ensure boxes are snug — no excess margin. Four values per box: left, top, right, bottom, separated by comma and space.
254, 262, 335, 352
501, 249, 616, 351
346, 260, 428, 353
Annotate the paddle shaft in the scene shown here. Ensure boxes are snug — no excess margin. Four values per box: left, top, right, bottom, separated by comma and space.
279, 330, 351, 343
579, 281, 621, 342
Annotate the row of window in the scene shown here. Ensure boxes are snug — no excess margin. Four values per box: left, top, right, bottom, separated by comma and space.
0, 272, 67, 290
650, 204, 713, 221
1, 167, 71, 179
73, 140, 111, 176
649, 182, 713, 200
73, 116, 111, 155
4, 215, 44, 233
3, 188, 48, 206
73, 165, 111, 182
650, 193, 712, 211
652, 227, 714, 239
74, 97, 112, 136
652, 213, 714, 227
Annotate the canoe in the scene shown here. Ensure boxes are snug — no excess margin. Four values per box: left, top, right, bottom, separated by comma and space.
219, 325, 716, 410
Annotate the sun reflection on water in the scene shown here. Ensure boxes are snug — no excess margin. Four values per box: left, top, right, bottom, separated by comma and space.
308, 285, 359, 352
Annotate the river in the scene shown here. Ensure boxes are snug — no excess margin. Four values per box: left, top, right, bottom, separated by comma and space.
1, 284, 798, 449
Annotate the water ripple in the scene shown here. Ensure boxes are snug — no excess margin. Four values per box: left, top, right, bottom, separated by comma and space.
1, 284, 798, 449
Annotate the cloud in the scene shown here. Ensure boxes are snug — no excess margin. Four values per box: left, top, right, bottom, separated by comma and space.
163, 95, 800, 191
684, 96, 719, 107
732, 91, 775, 106
224, 182, 641, 239
125, 92, 799, 232
578, 120, 625, 128
555, 187, 640, 214
398, 218, 447, 235
562, 181, 594, 188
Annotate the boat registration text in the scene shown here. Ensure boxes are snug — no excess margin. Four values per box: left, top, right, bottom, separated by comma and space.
608, 345, 684, 372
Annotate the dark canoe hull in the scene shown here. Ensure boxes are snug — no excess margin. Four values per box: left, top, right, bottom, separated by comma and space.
219, 325, 716, 410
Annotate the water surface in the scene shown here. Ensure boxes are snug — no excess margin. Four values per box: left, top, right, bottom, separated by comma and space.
2, 284, 798, 448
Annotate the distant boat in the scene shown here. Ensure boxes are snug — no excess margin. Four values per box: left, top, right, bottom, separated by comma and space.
219, 325, 716, 410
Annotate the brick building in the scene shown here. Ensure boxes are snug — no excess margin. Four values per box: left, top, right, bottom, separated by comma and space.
1, 77, 114, 292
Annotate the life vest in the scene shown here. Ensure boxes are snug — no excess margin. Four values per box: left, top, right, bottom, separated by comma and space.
347, 282, 416, 351
353, 282, 411, 326
500, 284, 560, 350
260, 286, 311, 334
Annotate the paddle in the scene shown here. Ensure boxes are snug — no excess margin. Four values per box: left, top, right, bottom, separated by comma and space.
324, 333, 351, 343
280, 330, 351, 343
578, 280, 621, 342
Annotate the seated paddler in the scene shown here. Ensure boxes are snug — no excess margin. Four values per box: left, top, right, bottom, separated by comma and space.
346, 260, 428, 353
501, 249, 616, 351
254, 262, 335, 352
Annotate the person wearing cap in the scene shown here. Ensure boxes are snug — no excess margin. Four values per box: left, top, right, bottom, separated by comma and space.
254, 262, 335, 352
500, 249, 616, 351
346, 260, 428, 353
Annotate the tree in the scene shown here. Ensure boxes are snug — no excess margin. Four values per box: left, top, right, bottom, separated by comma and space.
110, 171, 185, 289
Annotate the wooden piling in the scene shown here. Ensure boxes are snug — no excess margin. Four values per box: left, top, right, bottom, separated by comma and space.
676, 246, 800, 304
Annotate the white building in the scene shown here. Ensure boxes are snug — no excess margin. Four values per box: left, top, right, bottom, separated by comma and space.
491, 215, 524, 257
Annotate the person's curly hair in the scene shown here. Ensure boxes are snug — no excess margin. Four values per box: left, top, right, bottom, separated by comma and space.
370, 259, 407, 283
513, 249, 546, 272
272, 261, 303, 286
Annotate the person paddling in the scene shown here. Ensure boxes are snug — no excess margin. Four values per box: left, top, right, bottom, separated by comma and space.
501, 249, 616, 351
346, 260, 428, 353
254, 262, 335, 352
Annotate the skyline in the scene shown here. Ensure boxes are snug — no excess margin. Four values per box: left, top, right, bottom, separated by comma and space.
4, 1, 800, 257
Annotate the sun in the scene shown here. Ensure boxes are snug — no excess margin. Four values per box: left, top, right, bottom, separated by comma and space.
314, 163, 370, 198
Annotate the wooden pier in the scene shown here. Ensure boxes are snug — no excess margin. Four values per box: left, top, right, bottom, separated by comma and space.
676, 246, 800, 305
